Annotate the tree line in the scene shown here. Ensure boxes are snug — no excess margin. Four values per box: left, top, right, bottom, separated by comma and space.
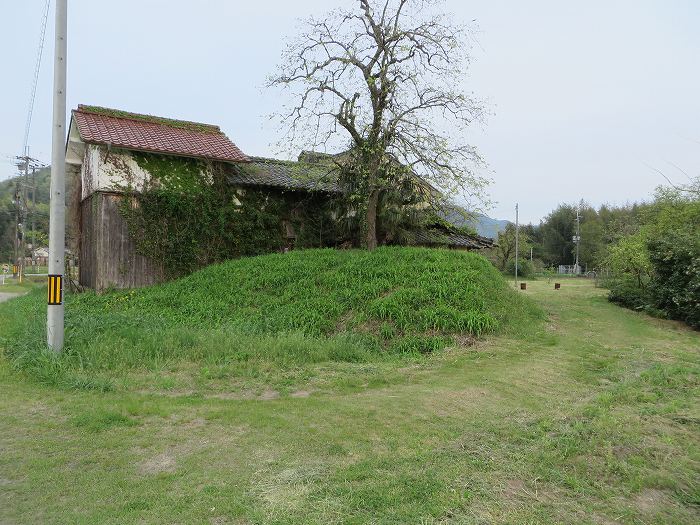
0, 167, 51, 263
491, 177, 699, 328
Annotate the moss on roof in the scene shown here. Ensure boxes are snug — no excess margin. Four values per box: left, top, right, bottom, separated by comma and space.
77, 105, 221, 134
230, 157, 341, 192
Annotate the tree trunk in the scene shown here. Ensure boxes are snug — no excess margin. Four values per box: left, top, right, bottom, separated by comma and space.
366, 188, 380, 250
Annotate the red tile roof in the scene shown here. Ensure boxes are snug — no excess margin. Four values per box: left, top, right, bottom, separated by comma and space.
72, 105, 249, 162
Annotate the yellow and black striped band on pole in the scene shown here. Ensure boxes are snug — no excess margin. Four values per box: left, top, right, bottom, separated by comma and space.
48, 275, 63, 305
12, 265, 18, 275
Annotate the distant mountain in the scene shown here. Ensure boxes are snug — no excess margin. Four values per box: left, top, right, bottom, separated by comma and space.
471, 214, 510, 239
440, 205, 509, 240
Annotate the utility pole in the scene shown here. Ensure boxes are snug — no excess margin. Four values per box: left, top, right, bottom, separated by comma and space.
13, 183, 21, 277
47, 0, 67, 352
574, 206, 581, 275
19, 156, 29, 282
31, 165, 37, 268
13, 156, 44, 275
515, 203, 519, 286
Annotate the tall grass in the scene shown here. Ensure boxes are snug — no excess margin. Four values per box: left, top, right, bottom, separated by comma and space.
0, 247, 541, 389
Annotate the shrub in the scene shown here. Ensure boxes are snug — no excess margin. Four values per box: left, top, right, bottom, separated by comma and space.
603, 184, 700, 328
607, 276, 653, 312
605, 232, 651, 288
647, 232, 700, 328
505, 259, 534, 279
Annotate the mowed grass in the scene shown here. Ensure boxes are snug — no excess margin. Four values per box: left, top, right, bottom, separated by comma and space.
0, 278, 42, 295
0, 247, 539, 394
0, 272, 698, 523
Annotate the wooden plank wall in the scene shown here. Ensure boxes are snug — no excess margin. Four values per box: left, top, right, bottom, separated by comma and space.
79, 192, 164, 291
78, 195, 97, 288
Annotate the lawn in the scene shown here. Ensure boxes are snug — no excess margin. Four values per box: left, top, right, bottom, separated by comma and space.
0, 278, 42, 295
0, 277, 698, 523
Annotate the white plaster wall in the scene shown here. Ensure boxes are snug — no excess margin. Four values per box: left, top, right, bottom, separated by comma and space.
80, 146, 213, 201
80, 144, 99, 200
80, 146, 152, 200
96, 149, 150, 193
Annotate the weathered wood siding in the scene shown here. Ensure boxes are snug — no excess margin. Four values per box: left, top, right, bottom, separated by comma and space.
79, 194, 98, 289
79, 192, 164, 291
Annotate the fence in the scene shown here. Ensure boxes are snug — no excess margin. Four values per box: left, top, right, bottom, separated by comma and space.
558, 264, 582, 275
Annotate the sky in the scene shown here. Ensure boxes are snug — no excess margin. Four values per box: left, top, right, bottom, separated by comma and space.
1, 0, 698, 224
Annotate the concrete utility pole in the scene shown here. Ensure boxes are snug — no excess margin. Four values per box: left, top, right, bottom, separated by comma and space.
47, 0, 67, 352
574, 206, 581, 275
515, 203, 519, 286
19, 156, 30, 281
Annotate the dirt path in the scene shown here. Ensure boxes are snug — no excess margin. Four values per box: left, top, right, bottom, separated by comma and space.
0, 292, 21, 303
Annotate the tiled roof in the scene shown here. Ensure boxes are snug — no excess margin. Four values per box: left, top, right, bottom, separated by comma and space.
297, 150, 349, 164
72, 105, 249, 163
229, 157, 341, 192
410, 228, 495, 250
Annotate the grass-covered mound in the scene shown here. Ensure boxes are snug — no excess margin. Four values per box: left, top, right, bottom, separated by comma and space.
0, 247, 541, 391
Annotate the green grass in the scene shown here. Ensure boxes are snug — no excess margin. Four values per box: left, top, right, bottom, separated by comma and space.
0, 261, 698, 524
0, 278, 42, 294
0, 247, 539, 393
0, 284, 30, 294
19, 265, 48, 274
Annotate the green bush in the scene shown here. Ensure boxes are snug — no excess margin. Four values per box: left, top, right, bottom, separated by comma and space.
647, 233, 700, 329
505, 259, 534, 279
607, 276, 653, 312
602, 186, 700, 328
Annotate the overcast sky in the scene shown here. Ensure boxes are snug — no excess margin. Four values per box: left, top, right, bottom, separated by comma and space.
1, 1, 698, 223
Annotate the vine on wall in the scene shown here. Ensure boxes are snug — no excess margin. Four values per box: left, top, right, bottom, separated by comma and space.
117, 153, 340, 279
115, 151, 461, 279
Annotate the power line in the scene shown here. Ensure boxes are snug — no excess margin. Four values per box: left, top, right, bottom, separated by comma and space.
23, 0, 51, 157
11, 1, 51, 280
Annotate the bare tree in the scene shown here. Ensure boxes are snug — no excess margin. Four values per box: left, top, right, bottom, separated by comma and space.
268, 0, 489, 249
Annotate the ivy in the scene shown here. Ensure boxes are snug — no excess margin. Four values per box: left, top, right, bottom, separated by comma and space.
132, 153, 206, 194
116, 151, 454, 279
118, 153, 343, 279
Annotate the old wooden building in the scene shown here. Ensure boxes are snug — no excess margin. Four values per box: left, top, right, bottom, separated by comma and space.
66, 105, 492, 291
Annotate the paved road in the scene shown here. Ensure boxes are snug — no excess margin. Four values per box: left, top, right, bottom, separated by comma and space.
0, 292, 21, 303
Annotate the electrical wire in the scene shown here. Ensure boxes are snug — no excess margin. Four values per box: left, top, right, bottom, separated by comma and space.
22, 0, 51, 157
